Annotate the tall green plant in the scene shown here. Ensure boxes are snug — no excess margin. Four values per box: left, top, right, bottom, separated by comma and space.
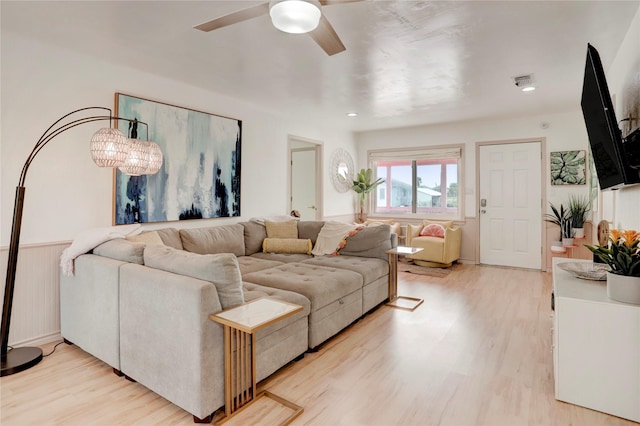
568, 194, 590, 228
352, 168, 384, 223
545, 202, 569, 241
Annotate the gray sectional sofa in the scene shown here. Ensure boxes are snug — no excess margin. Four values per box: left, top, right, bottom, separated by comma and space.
60, 220, 396, 422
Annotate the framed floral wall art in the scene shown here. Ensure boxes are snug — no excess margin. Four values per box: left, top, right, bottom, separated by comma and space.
550, 150, 586, 185
114, 93, 242, 224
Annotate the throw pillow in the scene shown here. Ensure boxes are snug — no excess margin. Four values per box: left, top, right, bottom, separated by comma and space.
144, 244, 244, 309
419, 223, 446, 238
265, 219, 298, 239
311, 221, 359, 256
126, 230, 164, 245
422, 219, 453, 229
263, 238, 312, 254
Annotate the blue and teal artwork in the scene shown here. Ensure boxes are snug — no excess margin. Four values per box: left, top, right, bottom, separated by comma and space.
114, 93, 241, 224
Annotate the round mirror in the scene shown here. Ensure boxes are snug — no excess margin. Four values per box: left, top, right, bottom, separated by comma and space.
330, 148, 354, 193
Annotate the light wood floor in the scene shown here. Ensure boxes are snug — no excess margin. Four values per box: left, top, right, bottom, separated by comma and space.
1, 264, 636, 425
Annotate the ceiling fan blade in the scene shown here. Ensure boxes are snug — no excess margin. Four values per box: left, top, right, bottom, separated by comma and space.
309, 15, 346, 56
194, 3, 269, 32
319, 0, 364, 5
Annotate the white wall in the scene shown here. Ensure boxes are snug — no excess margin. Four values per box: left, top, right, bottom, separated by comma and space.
1, 32, 357, 247
606, 5, 640, 230
355, 109, 592, 220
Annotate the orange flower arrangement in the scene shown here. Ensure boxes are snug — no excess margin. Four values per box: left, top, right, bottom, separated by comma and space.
586, 229, 640, 277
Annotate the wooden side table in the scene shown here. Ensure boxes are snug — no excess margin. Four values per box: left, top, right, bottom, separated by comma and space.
209, 298, 304, 425
385, 247, 424, 311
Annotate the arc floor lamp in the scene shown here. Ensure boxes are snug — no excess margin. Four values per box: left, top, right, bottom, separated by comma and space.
1, 106, 162, 376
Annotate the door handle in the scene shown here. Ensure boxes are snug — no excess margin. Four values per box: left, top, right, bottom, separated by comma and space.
307, 205, 317, 210
481, 209, 486, 214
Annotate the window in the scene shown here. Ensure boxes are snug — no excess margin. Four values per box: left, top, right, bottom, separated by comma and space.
370, 146, 462, 218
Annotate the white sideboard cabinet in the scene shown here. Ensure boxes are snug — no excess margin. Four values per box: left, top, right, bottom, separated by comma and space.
552, 258, 640, 422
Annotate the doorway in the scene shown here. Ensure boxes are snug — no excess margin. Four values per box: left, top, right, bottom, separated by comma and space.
477, 140, 544, 269
289, 136, 322, 220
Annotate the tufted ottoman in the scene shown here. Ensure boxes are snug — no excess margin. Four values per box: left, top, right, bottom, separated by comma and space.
243, 263, 363, 349
301, 256, 389, 314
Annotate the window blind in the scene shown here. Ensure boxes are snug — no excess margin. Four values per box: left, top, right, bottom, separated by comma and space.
369, 146, 461, 161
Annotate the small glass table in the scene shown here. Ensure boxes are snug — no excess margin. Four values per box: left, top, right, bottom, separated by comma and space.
209, 298, 304, 425
386, 247, 425, 311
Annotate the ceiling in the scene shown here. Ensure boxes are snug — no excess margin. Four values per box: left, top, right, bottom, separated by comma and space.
2, 1, 639, 132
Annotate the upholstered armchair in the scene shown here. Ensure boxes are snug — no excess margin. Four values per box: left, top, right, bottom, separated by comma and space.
405, 220, 462, 267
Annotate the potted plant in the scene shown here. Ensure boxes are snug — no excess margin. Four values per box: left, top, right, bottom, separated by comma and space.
561, 216, 575, 247
568, 194, 591, 239
586, 229, 640, 304
545, 202, 569, 252
351, 168, 384, 223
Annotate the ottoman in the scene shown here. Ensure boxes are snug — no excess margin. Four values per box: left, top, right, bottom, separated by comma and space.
243, 263, 363, 349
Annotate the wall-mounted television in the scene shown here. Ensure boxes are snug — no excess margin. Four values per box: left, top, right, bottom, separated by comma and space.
580, 43, 640, 190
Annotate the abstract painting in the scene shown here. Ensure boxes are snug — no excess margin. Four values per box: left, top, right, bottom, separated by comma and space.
550, 150, 586, 185
114, 93, 241, 224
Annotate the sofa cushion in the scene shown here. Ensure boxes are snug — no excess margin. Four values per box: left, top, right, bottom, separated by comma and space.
93, 239, 145, 264
236, 257, 284, 275
297, 221, 325, 244
180, 224, 245, 257
338, 224, 392, 260
241, 221, 267, 256
155, 228, 184, 250
126, 231, 165, 245
301, 255, 389, 286
263, 238, 312, 255
144, 244, 244, 309
265, 220, 298, 239
243, 263, 362, 310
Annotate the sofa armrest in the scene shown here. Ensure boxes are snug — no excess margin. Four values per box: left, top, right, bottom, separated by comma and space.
443, 226, 462, 262
60, 254, 125, 370
119, 263, 224, 420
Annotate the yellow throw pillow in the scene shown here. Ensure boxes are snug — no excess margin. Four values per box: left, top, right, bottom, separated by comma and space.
265, 220, 298, 239
126, 230, 164, 245
262, 238, 312, 255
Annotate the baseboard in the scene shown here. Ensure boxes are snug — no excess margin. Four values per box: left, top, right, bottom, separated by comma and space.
10, 331, 62, 348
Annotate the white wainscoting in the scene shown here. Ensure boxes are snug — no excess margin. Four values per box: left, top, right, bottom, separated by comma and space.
0, 241, 70, 347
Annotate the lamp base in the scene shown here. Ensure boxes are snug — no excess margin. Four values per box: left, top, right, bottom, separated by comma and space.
1, 346, 43, 377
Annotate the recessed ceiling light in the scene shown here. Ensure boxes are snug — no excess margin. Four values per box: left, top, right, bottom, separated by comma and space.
346, 112, 358, 117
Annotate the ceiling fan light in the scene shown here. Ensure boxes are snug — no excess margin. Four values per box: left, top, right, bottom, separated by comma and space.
270, 0, 321, 34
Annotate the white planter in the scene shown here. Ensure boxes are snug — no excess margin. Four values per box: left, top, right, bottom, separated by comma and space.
550, 241, 566, 253
607, 272, 640, 305
573, 228, 584, 239
562, 237, 574, 247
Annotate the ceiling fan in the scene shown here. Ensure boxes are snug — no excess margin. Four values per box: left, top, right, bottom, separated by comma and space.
194, 0, 364, 56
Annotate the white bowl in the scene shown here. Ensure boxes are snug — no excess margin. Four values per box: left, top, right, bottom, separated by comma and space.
557, 262, 610, 280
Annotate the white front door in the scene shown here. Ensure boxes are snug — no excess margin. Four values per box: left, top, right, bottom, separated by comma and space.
479, 142, 542, 269
291, 148, 318, 220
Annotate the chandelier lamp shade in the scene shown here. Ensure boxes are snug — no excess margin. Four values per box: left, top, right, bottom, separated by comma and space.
89, 127, 130, 167
269, 0, 321, 34
1, 106, 163, 377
